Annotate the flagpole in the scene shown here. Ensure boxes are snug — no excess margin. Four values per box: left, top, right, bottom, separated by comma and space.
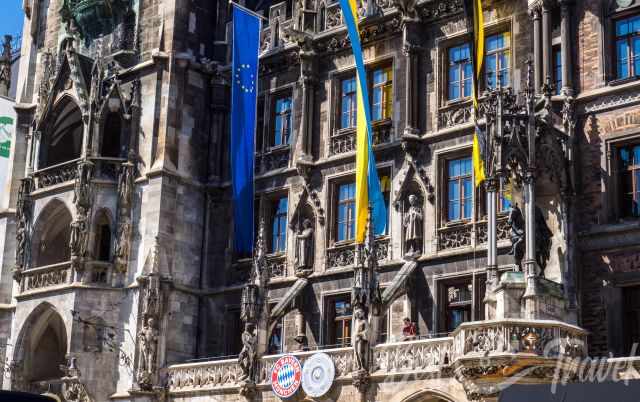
229, 1, 269, 21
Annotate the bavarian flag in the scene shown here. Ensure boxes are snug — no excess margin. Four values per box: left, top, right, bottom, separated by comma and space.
465, 0, 486, 187
338, 0, 387, 243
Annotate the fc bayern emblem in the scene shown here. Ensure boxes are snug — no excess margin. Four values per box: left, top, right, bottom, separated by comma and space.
270, 355, 302, 399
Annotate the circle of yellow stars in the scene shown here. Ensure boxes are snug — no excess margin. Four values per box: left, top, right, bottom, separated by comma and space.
235, 64, 255, 93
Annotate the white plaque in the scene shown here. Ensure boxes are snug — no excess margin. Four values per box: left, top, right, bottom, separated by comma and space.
301, 352, 335, 398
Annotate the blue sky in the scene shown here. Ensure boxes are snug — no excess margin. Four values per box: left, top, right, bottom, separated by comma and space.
3, 0, 25, 40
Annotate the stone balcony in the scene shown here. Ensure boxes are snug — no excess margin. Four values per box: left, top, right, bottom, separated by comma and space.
167, 319, 587, 399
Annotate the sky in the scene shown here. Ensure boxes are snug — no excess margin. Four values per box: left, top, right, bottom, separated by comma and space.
2, 0, 25, 41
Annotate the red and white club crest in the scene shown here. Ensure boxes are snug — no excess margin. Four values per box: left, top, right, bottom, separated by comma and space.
270, 355, 302, 399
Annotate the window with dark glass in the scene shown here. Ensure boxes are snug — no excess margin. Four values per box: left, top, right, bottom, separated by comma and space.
341, 77, 357, 129
553, 46, 562, 95
446, 157, 473, 221
271, 197, 288, 253
319, 4, 326, 31
615, 15, 640, 79
444, 282, 473, 332
618, 144, 640, 218
327, 295, 352, 346
448, 43, 473, 100
268, 304, 284, 354
273, 96, 292, 146
337, 182, 356, 242
372, 67, 393, 121
485, 32, 510, 89
624, 286, 640, 354
380, 174, 391, 234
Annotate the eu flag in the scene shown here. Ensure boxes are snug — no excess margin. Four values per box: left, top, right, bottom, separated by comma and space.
231, 5, 260, 255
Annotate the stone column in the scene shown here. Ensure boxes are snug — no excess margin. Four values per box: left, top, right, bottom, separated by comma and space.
298, 46, 317, 161
402, 20, 421, 137
560, 0, 573, 95
530, 6, 542, 93
484, 177, 498, 318
541, 2, 552, 85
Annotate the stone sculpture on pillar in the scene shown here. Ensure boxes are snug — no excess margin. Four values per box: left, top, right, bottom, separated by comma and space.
136, 317, 159, 389
135, 261, 163, 392
13, 179, 33, 280
71, 161, 94, 276
508, 204, 525, 269
0, 35, 12, 97
238, 323, 258, 382
294, 218, 314, 277
403, 194, 423, 258
353, 306, 369, 371
535, 206, 553, 275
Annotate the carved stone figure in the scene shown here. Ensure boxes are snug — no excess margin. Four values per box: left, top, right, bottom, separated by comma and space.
238, 323, 257, 382
393, 0, 418, 21
508, 204, 525, 269
294, 218, 314, 275
535, 206, 553, 274
15, 219, 26, 268
70, 212, 88, 257
403, 194, 423, 257
73, 162, 93, 209
114, 220, 131, 273
118, 157, 135, 207
137, 316, 159, 390
353, 307, 369, 371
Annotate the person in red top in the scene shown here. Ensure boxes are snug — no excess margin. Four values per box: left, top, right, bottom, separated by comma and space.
402, 317, 417, 341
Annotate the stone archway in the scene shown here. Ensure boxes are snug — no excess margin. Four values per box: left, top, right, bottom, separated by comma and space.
399, 389, 458, 402
30, 199, 72, 268
12, 303, 68, 393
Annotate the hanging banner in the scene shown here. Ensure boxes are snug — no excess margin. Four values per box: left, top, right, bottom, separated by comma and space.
0, 96, 15, 207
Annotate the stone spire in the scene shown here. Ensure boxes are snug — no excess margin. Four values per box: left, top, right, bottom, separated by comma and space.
0, 35, 12, 97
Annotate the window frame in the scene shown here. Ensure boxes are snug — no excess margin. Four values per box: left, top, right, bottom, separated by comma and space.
325, 293, 353, 347
340, 75, 357, 130
445, 156, 474, 223
613, 141, 640, 219
335, 181, 356, 243
436, 273, 487, 334
614, 14, 640, 81
272, 94, 293, 148
270, 196, 289, 253
484, 31, 511, 90
447, 42, 473, 102
370, 65, 393, 121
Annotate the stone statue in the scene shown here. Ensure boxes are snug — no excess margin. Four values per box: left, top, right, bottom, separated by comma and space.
118, 158, 135, 207
69, 212, 88, 257
238, 323, 257, 382
137, 316, 159, 390
403, 194, 423, 257
508, 204, 525, 269
294, 218, 314, 275
114, 220, 131, 273
535, 206, 553, 274
73, 162, 93, 209
353, 307, 369, 371
393, 0, 418, 21
15, 218, 26, 267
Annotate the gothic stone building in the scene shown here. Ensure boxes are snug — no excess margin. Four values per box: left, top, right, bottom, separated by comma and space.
1, 0, 640, 401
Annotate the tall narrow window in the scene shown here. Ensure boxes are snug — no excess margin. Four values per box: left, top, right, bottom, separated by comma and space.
341, 77, 357, 129
553, 46, 562, 95
446, 157, 473, 221
380, 174, 391, 234
327, 295, 352, 346
271, 197, 288, 253
371, 67, 393, 121
337, 182, 356, 242
444, 282, 473, 333
485, 32, 510, 89
319, 4, 326, 31
268, 304, 284, 354
618, 144, 640, 218
448, 44, 472, 100
615, 15, 640, 79
273, 96, 292, 146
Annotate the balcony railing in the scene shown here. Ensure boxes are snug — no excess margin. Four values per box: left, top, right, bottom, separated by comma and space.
32, 159, 80, 190
326, 237, 390, 269
329, 121, 392, 156
167, 318, 587, 394
256, 146, 290, 175
19, 261, 73, 294
267, 254, 287, 279
90, 156, 126, 181
437, 216, 510, 252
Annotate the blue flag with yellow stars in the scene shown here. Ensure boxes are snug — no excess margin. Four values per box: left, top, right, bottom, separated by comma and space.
230, 4, 260, 255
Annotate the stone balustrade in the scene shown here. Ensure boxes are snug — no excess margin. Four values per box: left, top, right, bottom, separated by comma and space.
19, 261, 73, 294
32, 159, 80, 190
167, 319, 587, 395
90, 157, 126, 181
326, 237, 390, 269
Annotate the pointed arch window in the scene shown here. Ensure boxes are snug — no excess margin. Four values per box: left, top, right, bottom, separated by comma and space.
102, 112, 124, 158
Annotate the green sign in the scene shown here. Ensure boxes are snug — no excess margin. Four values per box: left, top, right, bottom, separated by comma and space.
0, 116, 13, 158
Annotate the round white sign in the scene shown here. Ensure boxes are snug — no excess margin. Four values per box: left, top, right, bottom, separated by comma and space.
302, 352, 335, 398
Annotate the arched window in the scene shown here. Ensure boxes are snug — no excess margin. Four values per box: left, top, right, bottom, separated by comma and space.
319, 4, 326, 31
94, 211, 112, 262
30, 200, 72, 267
39, 98, 83, 168
101, 112, 123, 158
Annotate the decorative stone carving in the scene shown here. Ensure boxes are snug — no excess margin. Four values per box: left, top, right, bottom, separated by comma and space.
403, 194, 423, 257
74, 161, 94, 209
135, 261, 163, 391
61, 356, 93, 402
238, 323, 258, 382
294, 218, 314, 276
69, 211, 89, 258
0, 35, 12, 97
394, 0, 418, 22
136, 317, 159, 390
353, 306, 369, 372
14, 179, 33, 278
508, 204, 525, 269
60, 0, 133, 41
437, 224, 472, 250
114, 219, 131, 273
